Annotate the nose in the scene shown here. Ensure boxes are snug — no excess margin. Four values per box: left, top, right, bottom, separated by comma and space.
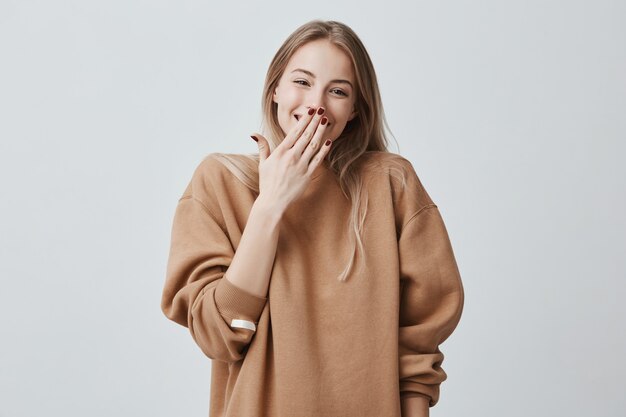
306, 87, 327, 112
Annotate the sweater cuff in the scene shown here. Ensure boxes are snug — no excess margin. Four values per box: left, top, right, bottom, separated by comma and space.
400, 391, 439, 407
214, 275, 267, 324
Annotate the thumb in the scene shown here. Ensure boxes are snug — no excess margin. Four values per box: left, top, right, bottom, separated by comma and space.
250, 134, 270, 162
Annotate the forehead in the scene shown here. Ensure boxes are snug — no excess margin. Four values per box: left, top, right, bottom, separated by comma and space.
285, 40, 354, 81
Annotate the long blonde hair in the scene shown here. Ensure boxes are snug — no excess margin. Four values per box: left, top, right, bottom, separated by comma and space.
213, 19, 408, 282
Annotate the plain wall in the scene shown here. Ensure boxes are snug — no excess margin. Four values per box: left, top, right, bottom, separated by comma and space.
1, 0, 624, 416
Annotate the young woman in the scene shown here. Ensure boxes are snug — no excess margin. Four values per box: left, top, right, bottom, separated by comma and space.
161, 19, 464, 417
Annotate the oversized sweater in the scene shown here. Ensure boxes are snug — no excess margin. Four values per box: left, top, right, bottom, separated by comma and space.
161, 151, 464, 417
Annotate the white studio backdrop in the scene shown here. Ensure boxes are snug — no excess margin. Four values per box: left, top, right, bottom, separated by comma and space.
0, 0, 624, 416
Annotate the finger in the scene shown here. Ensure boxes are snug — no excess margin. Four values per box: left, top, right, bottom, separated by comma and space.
251, 133, 270, 162
292, 107, 326, 156
306, 137, 333, 177
299, 115, 329, 164
278, 107, 317, 151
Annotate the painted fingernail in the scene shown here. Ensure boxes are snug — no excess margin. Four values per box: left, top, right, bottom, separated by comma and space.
308, 108, 316, 115
321, 117, 328, 125
317, 107, 325, 115
325, 139, 332, 146
250, 135, 258, 142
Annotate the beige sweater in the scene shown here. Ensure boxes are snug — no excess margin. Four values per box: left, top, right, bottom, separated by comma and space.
161, 151, 464, 417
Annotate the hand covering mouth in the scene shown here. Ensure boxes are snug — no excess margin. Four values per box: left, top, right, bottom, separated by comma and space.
294, 114, 331, 126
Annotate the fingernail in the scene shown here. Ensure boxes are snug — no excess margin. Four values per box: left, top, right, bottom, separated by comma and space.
251, 135, 258, 142
317, 107, 325, 115
321, 117, 328, 125
325, 139, 332, 146
308, 108, 316, 115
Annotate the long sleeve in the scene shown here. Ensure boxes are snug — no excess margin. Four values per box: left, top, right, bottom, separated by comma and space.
161, 192, 268, 363
397, 204, 464, 407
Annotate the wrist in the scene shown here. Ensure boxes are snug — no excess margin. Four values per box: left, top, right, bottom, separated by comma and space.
252, 195, 285, 225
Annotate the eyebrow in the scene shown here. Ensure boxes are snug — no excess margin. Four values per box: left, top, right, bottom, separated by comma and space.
291, 68, 354, 89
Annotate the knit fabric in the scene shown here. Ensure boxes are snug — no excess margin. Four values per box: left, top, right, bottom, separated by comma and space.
161, 151, 464, 417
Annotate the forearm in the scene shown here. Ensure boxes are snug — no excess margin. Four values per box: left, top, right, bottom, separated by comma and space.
401, 395, 429, 417
223, 195, 283, 298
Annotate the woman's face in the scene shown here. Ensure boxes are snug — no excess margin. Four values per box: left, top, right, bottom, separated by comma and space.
273, 39, 358, 142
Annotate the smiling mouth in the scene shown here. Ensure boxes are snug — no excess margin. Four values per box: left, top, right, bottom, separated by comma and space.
294, 114, 331, 126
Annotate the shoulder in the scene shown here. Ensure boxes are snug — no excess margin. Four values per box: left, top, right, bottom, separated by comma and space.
181, 152, 256, 201
355, 151, 416, 178
356, 151, 434, 209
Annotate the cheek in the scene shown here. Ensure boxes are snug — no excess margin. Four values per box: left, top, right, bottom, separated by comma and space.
332, 105, 353, 124
277, 86, 303, 109
328, 105, 355, 135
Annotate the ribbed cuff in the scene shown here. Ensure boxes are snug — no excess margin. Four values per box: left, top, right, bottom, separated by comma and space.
214, 275, 267, 323
400, 382, 438, 407
401, 393, 433, 409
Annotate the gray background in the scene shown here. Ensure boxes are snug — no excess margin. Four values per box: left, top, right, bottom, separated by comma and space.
1, 0, 624, 416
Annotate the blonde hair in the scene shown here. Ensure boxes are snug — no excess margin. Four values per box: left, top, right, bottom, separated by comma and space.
213, 19, 409, 282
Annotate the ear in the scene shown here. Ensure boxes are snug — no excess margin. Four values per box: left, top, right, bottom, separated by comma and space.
272, 89, 278, 104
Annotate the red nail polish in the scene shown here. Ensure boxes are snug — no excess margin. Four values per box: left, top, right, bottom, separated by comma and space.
317, 107, 325, 115
321, 117, 328, 125
308, 108, 316, 115
325, 139, 331, 146
250, 135, 258, 142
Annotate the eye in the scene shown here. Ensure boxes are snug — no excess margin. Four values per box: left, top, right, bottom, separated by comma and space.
294, 80, 348, 97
